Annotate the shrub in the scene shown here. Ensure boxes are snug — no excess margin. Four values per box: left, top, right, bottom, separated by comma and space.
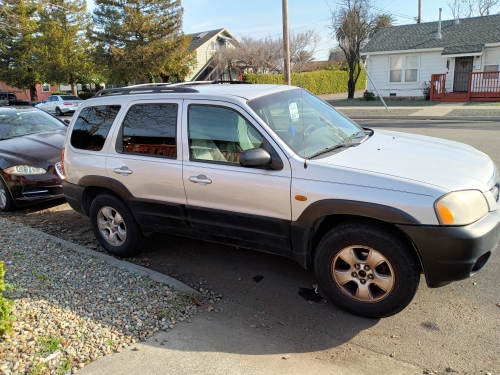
363, 91, 376, 101
421, 82, 431, 100
77, 92, 96, 100
243, 70, 367, 95
0, 261, 15, 337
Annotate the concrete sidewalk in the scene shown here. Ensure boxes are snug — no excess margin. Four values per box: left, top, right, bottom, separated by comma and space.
318, 93, 500, 120
78, 303, 422, 375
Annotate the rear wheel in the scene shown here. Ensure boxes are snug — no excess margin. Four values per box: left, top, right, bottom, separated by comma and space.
314, 221, 420, 318
89, 194, 143, 257
55, 107, 63, 116
0, 176, 16, 212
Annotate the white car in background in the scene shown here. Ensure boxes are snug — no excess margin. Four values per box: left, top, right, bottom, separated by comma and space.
35, 95, 84, 116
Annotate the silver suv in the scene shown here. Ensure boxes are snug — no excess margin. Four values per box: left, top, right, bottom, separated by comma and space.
61, 83, 500, 318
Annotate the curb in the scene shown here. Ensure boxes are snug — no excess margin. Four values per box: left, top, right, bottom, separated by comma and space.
347, 116, 500, 121
3, 217, 199, 295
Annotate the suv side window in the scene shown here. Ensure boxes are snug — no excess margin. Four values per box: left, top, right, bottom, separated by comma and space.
71, 105, 120, 151
119, 103, 177, 158
188, 105, 263, 163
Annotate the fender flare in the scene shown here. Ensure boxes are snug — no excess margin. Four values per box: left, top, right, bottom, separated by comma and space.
290, 199, 421, 268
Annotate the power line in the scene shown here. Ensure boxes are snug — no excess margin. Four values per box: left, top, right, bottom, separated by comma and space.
268, 17, 330, 38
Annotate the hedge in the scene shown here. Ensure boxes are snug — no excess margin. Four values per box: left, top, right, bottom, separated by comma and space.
243, 70, 367, 95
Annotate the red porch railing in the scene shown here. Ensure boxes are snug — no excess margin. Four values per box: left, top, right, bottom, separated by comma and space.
469, 71, 500, 101
431, 71, 500, 102
430, 74, 446, 101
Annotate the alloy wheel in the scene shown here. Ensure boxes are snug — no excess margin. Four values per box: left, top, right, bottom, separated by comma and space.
97, 206, 127, 246
331, 245, 395, 303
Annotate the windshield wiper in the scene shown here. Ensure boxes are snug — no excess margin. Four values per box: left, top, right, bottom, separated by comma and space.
0, 136, 11, 140
307, 141, 361, 160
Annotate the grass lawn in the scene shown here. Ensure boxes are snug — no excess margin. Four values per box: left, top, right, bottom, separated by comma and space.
328, 98, 438, 107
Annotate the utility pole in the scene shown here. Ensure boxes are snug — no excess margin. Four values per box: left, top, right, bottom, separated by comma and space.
417, 0, 422, 23
282, 0, 291, 85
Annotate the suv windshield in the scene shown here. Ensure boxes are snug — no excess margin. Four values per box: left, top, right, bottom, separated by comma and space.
0, 110, 66, 139
248, 89, 364, 158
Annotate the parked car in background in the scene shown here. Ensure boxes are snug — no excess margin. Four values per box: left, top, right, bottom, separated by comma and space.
0, 108, 67, 212
0, 92, 29, 107
35, 95, 84, 116
61, 83, 499, 318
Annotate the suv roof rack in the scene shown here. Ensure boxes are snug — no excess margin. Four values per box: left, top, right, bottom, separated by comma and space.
93, 86, 199, 97
93, 80, 252, 97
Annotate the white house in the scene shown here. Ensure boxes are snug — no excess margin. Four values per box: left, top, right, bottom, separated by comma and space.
184, 28, 239, 82
361, 14, 500, 101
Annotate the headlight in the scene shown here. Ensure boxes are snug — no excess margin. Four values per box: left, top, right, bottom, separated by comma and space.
4, 166, 47, 175
435, 190, 488, 226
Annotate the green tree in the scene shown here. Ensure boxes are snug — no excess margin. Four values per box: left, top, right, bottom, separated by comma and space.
37, 0, 92, 96
329, 0, 393, 98
91, 0, 195, 84
0, 0, 44, 101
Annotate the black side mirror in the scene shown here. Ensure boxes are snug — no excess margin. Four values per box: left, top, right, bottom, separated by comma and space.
240, 148, 272, 168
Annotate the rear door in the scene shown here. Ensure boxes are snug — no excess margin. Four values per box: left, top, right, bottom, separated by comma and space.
181, 100, 292, 251
105, 99, 188, 231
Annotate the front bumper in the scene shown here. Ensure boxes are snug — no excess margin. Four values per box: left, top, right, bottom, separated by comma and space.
397, 209, 500, 288
3, 171, 64, 206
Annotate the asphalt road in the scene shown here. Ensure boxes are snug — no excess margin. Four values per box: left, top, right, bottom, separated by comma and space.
30, 117, 500, 373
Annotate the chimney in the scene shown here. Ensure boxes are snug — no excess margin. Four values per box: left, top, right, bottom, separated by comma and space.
455, 18, 459, 25
436, 8, 442, 39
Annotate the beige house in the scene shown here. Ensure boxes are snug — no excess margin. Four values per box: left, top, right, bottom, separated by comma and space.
185, 28, 239, 81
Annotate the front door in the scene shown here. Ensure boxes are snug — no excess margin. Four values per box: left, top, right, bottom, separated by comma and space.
181, 101, 292, 251
453, 57, 473, 92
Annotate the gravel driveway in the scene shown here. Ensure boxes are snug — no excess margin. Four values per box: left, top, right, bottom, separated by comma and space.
0, 218, 201, 375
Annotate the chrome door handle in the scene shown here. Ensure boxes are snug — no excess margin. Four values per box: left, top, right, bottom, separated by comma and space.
189, 175, 212, 186
114, 167, 133, 175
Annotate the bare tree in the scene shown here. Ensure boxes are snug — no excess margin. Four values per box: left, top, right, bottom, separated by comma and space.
477, 0, 499, 15
447, 0, 499, 18
209, 30, 320, 79
329, 0, 392, 98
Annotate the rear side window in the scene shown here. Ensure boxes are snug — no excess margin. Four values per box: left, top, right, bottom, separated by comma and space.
120, 104, 178, 158
71, 105, 120, 151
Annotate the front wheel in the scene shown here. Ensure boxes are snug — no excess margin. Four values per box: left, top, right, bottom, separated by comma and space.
314, 221, 420, 318
89, 194, 143, 257
0, 176, 16, 212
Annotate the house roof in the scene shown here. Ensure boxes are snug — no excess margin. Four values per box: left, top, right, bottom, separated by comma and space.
362, 14, 500, 55
186, 28, 225, 51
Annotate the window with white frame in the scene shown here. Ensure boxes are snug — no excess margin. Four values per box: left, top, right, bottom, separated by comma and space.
41, 83, 50, 92
484, 50, 499, 72
389, 55, 420, 83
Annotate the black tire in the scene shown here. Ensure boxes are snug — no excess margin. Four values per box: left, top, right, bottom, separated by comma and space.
0, 176, 16, 212
55, 107, 63, 116
314, 221, 420, 318
89, 194, 143, 257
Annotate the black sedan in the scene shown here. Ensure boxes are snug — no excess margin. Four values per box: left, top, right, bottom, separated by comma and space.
0, 108, 67, 212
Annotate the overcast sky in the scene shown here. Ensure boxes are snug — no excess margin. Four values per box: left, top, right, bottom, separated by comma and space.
86, 0, 499, 60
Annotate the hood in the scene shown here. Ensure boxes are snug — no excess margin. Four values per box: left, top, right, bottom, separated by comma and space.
313, 129, 494, 192
0, 130, 66, 169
